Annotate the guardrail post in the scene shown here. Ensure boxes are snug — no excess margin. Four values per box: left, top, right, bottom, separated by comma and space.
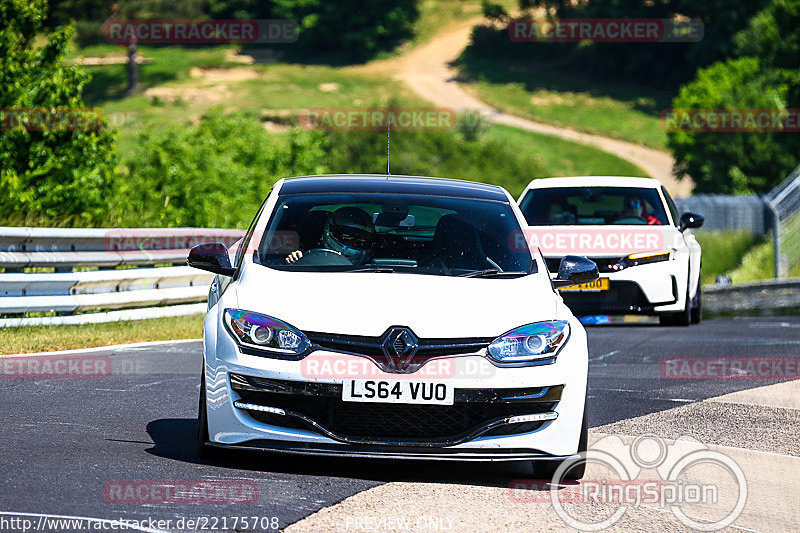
766, 199, 782, 279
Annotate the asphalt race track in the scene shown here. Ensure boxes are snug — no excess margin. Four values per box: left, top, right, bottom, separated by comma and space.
1, 316, 799, 531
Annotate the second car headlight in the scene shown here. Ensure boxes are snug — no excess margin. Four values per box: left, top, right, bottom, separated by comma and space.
613, 249, 675, 270
224, 309, 310, 356
487, 320, 570, 363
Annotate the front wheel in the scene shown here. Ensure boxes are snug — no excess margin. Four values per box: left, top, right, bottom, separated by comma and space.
197, 373, 223, 459
690, 275, 702, 324
659, 285, 692, 326
533, 395, 588, 480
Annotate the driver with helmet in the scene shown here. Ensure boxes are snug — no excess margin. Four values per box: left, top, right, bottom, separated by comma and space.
286, 206, 375, 265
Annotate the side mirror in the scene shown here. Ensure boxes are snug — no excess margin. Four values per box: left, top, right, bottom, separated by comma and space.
552, 255, 599, 288
679, 212, 704, 232
188, 242, 236, 277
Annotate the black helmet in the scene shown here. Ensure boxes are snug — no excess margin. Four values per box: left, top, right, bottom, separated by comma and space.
322, 207, 375, 263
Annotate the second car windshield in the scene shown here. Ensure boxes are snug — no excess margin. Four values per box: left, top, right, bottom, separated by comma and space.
256, 193, 535, 277
519, 186, 669, 226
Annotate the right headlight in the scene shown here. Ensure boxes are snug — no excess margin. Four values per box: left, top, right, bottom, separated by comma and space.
224, 309, 310, 356
487, 320, 570, 363
612, 248, 676, 271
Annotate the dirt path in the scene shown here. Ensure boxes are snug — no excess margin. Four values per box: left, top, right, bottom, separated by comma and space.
369, 21, 693, 198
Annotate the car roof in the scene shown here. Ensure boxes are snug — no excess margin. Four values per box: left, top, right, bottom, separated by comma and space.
279, 174, 509, 202
524, 176, 662, 190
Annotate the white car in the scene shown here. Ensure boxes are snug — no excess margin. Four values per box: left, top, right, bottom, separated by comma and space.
517, 176, 704, 326
189, 174, 597, 478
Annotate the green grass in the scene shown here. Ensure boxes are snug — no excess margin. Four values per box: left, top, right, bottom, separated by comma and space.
694, 231, 759, 285
0, 314, 203, 354
466, 80, 668, 149
454, 27, 674, 149
726, 212, 800, 283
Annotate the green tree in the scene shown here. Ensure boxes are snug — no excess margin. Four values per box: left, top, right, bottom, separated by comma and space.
667, 58, 793, 193
0, 0, 117, 225
668, 0, 800, 193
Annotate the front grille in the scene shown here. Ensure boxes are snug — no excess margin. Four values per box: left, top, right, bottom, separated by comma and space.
559, 280, 651, 314
306, 331, 492, 357
546, 256, 623, 274
305, 330, 493, 373
231, 375, 561, 445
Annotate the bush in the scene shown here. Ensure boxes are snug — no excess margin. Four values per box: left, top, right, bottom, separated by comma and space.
456, 111, 489, 142
323, 125, 546, 193
114, 112, 329, 227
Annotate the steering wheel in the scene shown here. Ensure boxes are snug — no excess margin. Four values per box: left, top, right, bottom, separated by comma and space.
291, 248, 353, 267
305, 248, 342, 256
613, 215, 647, 224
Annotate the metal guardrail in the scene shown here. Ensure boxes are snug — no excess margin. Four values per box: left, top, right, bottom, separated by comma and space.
0, 227, 245, 327
703, 278, 800, 314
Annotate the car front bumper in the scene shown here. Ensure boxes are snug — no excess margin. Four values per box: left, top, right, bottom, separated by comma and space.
202, 313, 588, 459
550, 257, 689, 315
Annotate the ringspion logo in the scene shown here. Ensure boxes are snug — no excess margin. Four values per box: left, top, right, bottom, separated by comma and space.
509, 434, 746, 531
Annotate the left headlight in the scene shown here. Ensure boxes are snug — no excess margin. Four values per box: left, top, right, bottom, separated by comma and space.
224, 309, 310, 356
487, 320, 570, 363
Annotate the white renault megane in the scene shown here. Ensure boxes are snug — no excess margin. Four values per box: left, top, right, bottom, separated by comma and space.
188, 175, 597, 477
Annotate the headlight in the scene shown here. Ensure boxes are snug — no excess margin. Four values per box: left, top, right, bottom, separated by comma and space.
612, 249, 675, 271
224, 309, 310, 356
487, 320, 570, 363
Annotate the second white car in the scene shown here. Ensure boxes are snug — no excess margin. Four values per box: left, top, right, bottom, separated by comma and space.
517, 176, 703, 326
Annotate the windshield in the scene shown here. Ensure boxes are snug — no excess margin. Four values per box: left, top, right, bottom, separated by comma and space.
255, 193, 535, 277
519, 186, 669, 226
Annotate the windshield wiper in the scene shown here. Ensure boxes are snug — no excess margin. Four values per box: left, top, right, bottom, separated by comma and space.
344, 266, 395, 273
458, 269, 528, 278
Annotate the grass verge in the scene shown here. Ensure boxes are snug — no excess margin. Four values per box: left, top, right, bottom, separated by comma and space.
455, 25, 673, 149
694, 231, 759, 285
0, 314, 203, 355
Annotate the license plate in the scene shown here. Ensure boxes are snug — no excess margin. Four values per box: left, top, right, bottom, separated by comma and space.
342, 379, 454, 405
558, 278, 610, 292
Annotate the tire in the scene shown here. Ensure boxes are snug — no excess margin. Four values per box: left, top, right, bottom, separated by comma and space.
690, 284, 702, 324
197, 373, 220, 459
533, 394, 588, 480
659, 285, 691, 326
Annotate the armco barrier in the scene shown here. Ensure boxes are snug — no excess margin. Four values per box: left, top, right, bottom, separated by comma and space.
0, 227, 245, 327
703, 277, 800, 314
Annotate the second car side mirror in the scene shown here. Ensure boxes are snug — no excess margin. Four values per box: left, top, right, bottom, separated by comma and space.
552, 256, 599, 288
679, 212, 704, 232
188, 242, 237, 277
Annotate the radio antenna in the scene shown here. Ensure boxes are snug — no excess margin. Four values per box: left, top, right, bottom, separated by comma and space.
386, 119, 391, 175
